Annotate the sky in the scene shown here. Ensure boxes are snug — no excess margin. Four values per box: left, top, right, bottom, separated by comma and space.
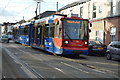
0, 0, 78, 23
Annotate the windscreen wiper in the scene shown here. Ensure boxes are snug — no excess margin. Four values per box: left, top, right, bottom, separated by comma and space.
65, 31, 72, 41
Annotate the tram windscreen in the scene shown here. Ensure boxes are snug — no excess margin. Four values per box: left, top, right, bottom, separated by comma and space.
63, 18, 88, 40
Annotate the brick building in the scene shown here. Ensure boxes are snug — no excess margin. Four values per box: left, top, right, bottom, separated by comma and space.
104, 15, 120, 45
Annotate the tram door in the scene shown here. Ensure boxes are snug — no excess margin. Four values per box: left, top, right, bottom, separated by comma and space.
44, 23, 55, 52
31, 26, 36, 47
36, 25, 43, 48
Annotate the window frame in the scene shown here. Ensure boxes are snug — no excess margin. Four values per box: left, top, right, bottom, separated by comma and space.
92, 3, 97, 18
80, 7, 83, 18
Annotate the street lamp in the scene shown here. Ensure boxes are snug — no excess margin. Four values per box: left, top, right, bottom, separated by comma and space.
34, 0, 43, 18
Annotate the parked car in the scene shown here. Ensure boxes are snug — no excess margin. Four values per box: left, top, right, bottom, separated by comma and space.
8, 35, 13, 40
106, 41, 120, 60
88, 40, 107, 56
0, 35, 9, 43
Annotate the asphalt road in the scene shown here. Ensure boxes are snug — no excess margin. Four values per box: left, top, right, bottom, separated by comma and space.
2, 49, 29, 78
1, 41, 120, 79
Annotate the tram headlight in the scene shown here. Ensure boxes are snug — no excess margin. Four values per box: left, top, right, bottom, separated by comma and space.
27, 38, 29, 42
85, 42, 88, 44
64, 41, 69, 44
19, 37, 22, 40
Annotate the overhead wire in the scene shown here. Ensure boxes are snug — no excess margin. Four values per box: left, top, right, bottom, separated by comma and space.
5, 0, 12, 9
16, 2, 36, 20
0, 0, 12, 17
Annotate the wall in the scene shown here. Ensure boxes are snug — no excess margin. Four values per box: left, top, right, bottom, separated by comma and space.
104, 17, 120, 45
90, 20, 104, 42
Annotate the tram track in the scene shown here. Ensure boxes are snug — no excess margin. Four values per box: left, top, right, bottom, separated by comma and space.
2, 47, 45, 79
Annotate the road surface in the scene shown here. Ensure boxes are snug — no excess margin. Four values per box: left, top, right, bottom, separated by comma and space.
1, 41, 120, 79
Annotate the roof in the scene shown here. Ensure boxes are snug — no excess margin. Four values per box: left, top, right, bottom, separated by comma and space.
105, 15, 120, 19
58, 0, 90, 11
90, 15, 120, 23
40, 11, 56, 18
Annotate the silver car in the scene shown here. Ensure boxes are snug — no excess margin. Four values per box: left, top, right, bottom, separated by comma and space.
106, 41, 120, 60
0, 35, 9, 43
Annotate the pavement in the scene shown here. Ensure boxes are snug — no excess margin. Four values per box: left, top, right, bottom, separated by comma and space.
1, 41, 120, 79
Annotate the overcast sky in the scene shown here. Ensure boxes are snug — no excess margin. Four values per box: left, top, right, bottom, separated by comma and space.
0, 0, 78, 23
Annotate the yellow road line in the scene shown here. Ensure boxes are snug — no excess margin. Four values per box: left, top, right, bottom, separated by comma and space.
62, 57, 119, 66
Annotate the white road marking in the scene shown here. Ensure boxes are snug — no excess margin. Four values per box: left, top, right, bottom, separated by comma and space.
61, 62, 106, 74
61, 62, 89, 74
54, 67, 64, 73
85, 64, 114, 74
91, 69, 106, 74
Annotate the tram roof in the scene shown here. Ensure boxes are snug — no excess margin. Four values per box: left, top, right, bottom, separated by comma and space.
21, 22, 31, 26
35, 14, 66, 24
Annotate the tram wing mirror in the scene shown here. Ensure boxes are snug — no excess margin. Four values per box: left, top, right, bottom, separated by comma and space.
56, 21, 59, 25
89, 29, 91, 33
90, 23, 92, 27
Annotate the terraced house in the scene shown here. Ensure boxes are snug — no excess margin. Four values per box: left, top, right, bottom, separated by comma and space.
58, 0, 120, 45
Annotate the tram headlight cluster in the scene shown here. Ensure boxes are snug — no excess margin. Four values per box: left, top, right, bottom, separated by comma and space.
64, 41, 69, 44
85, 42, 88, 44
27, 38, 29, 42
19, 37, 22, 40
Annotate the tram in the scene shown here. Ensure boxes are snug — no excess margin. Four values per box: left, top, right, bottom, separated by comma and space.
13, 14, 91, 56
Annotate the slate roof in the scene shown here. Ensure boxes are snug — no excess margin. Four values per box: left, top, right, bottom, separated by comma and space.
40, 11, 56, 18
58, 0, 90, 11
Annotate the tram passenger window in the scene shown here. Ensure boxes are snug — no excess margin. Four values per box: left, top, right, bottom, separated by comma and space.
32, 27, 35, 38
14, 28, 18, 37
26, 27, 29, 36
23, 28, 26, 35
37, 26, 41, 38
20, 28, 24, 35
24, 27, 29, 36
50, 27, 54, 37
44, 26, 49, 37
13, 29, 15, 36
50, 23, 54, 38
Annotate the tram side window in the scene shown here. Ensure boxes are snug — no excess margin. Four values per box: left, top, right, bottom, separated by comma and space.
20, 28, 24, 35
44, 26, 49, 37
32, 27, 35, 38
24, 27, 29, 36
59, 23, 62, 39
27, 27, 30, 36
50, 23, 54, 38
16, 29, 18, 36
13, 29, 16, 36
37, 26, 42, 38
13, 28, 18, 37
55, 25, 59, 38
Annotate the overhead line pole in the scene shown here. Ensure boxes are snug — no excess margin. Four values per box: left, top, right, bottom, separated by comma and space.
57, 1, 58, 11
34, 0, 43, 18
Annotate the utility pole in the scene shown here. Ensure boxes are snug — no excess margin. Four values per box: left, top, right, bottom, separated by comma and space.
34, 0, 43, 18
23, 16, 24, 20
57, 2, 58, 11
